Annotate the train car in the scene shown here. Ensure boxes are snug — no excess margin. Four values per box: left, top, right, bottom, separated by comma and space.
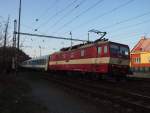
48, 40, 130, 79
21, 55, 50, 71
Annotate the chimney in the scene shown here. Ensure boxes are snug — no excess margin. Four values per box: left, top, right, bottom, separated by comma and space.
141, 36, 146, 40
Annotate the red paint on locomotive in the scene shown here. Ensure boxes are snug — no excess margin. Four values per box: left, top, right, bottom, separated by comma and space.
48, 41, 130, 77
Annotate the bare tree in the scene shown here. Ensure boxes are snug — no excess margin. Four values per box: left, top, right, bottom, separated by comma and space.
0, 19, 12, 47
0, 23, 4, 47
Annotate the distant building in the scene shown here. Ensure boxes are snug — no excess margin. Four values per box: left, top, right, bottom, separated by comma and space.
130, 36, 150, 72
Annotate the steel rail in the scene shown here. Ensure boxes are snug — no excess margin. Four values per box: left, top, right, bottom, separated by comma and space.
43, 76, 150, 112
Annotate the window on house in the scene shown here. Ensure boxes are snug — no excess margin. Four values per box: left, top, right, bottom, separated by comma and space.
136, 58, 138, 63
135, 57, 141, 63
139, 58, 141, 63
135, 58, 136, 63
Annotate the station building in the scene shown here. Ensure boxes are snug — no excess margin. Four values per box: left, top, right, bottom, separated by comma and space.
130, 36, 150, 72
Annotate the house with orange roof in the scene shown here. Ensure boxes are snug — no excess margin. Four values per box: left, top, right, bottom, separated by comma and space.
130, 36, 150, 72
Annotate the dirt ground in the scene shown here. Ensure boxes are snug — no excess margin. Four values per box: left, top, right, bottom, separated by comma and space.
19, 72, 105, 113
0, 72, 48, 113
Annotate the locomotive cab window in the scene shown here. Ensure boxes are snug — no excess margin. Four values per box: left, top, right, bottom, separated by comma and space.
104, 45, 108, 54
97, 47, 102, 56
120, 47, 129, 56
81, 49, 85, 57
110, 44, 119, 55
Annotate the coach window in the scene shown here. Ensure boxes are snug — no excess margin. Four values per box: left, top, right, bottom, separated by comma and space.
81, 49, 85, 57
104, 45, 108, 54
98, 47, 102, 56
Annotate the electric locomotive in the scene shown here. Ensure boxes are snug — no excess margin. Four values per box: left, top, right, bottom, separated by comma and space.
48, 40, 130, 79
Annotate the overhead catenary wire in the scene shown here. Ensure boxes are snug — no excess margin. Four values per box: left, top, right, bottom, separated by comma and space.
110, 32, 148, 44
68, 0, 135, 33
21, 23, 47, 35
115, 19, 150, 31
36, 0, 58, 21
44, 0, 87, 33
109, 18, 150, 36
21, 0, 59, 33
36, 0, 79, 30
52, 0, 105, 34
100, 11, 150, 30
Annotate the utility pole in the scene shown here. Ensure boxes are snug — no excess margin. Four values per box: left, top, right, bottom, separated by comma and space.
13, 20, 17, 48
15, 0, 21, 73
17, 0, 21, 50
12, 20, 17, 71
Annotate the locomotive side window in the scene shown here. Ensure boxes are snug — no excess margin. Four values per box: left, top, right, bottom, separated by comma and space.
104, 45, 108, 54
81, 49, 85, 57
97, 47, 102, 56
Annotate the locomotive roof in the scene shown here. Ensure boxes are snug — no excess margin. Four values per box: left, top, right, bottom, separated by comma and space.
53, 40, 129, 55
60, 40, 124, 51
60, 40, 109, 52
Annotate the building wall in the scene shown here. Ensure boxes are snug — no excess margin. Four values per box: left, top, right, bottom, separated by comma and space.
130, 51, 150, 72
141, 52, 150, 63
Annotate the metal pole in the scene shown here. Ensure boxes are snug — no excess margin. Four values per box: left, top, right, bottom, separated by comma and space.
13, 20, 17, 48
15, 32, 90, 42
15, 0, 21, 73
12, 20, 17, 71
70, 32, 72, 48
88, 32, 89, 42
17, 0, 21, 50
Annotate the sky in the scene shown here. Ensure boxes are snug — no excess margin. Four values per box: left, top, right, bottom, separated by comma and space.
0, 0, 150, 57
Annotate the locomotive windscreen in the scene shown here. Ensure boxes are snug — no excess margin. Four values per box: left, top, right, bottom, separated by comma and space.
110, 44, 129, 57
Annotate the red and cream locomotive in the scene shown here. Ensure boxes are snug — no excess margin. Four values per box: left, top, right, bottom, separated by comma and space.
48, 40, 130, 79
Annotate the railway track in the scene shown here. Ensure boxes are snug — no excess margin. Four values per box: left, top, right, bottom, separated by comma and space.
41, 75, 150, 113
86, 78, 150, 97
